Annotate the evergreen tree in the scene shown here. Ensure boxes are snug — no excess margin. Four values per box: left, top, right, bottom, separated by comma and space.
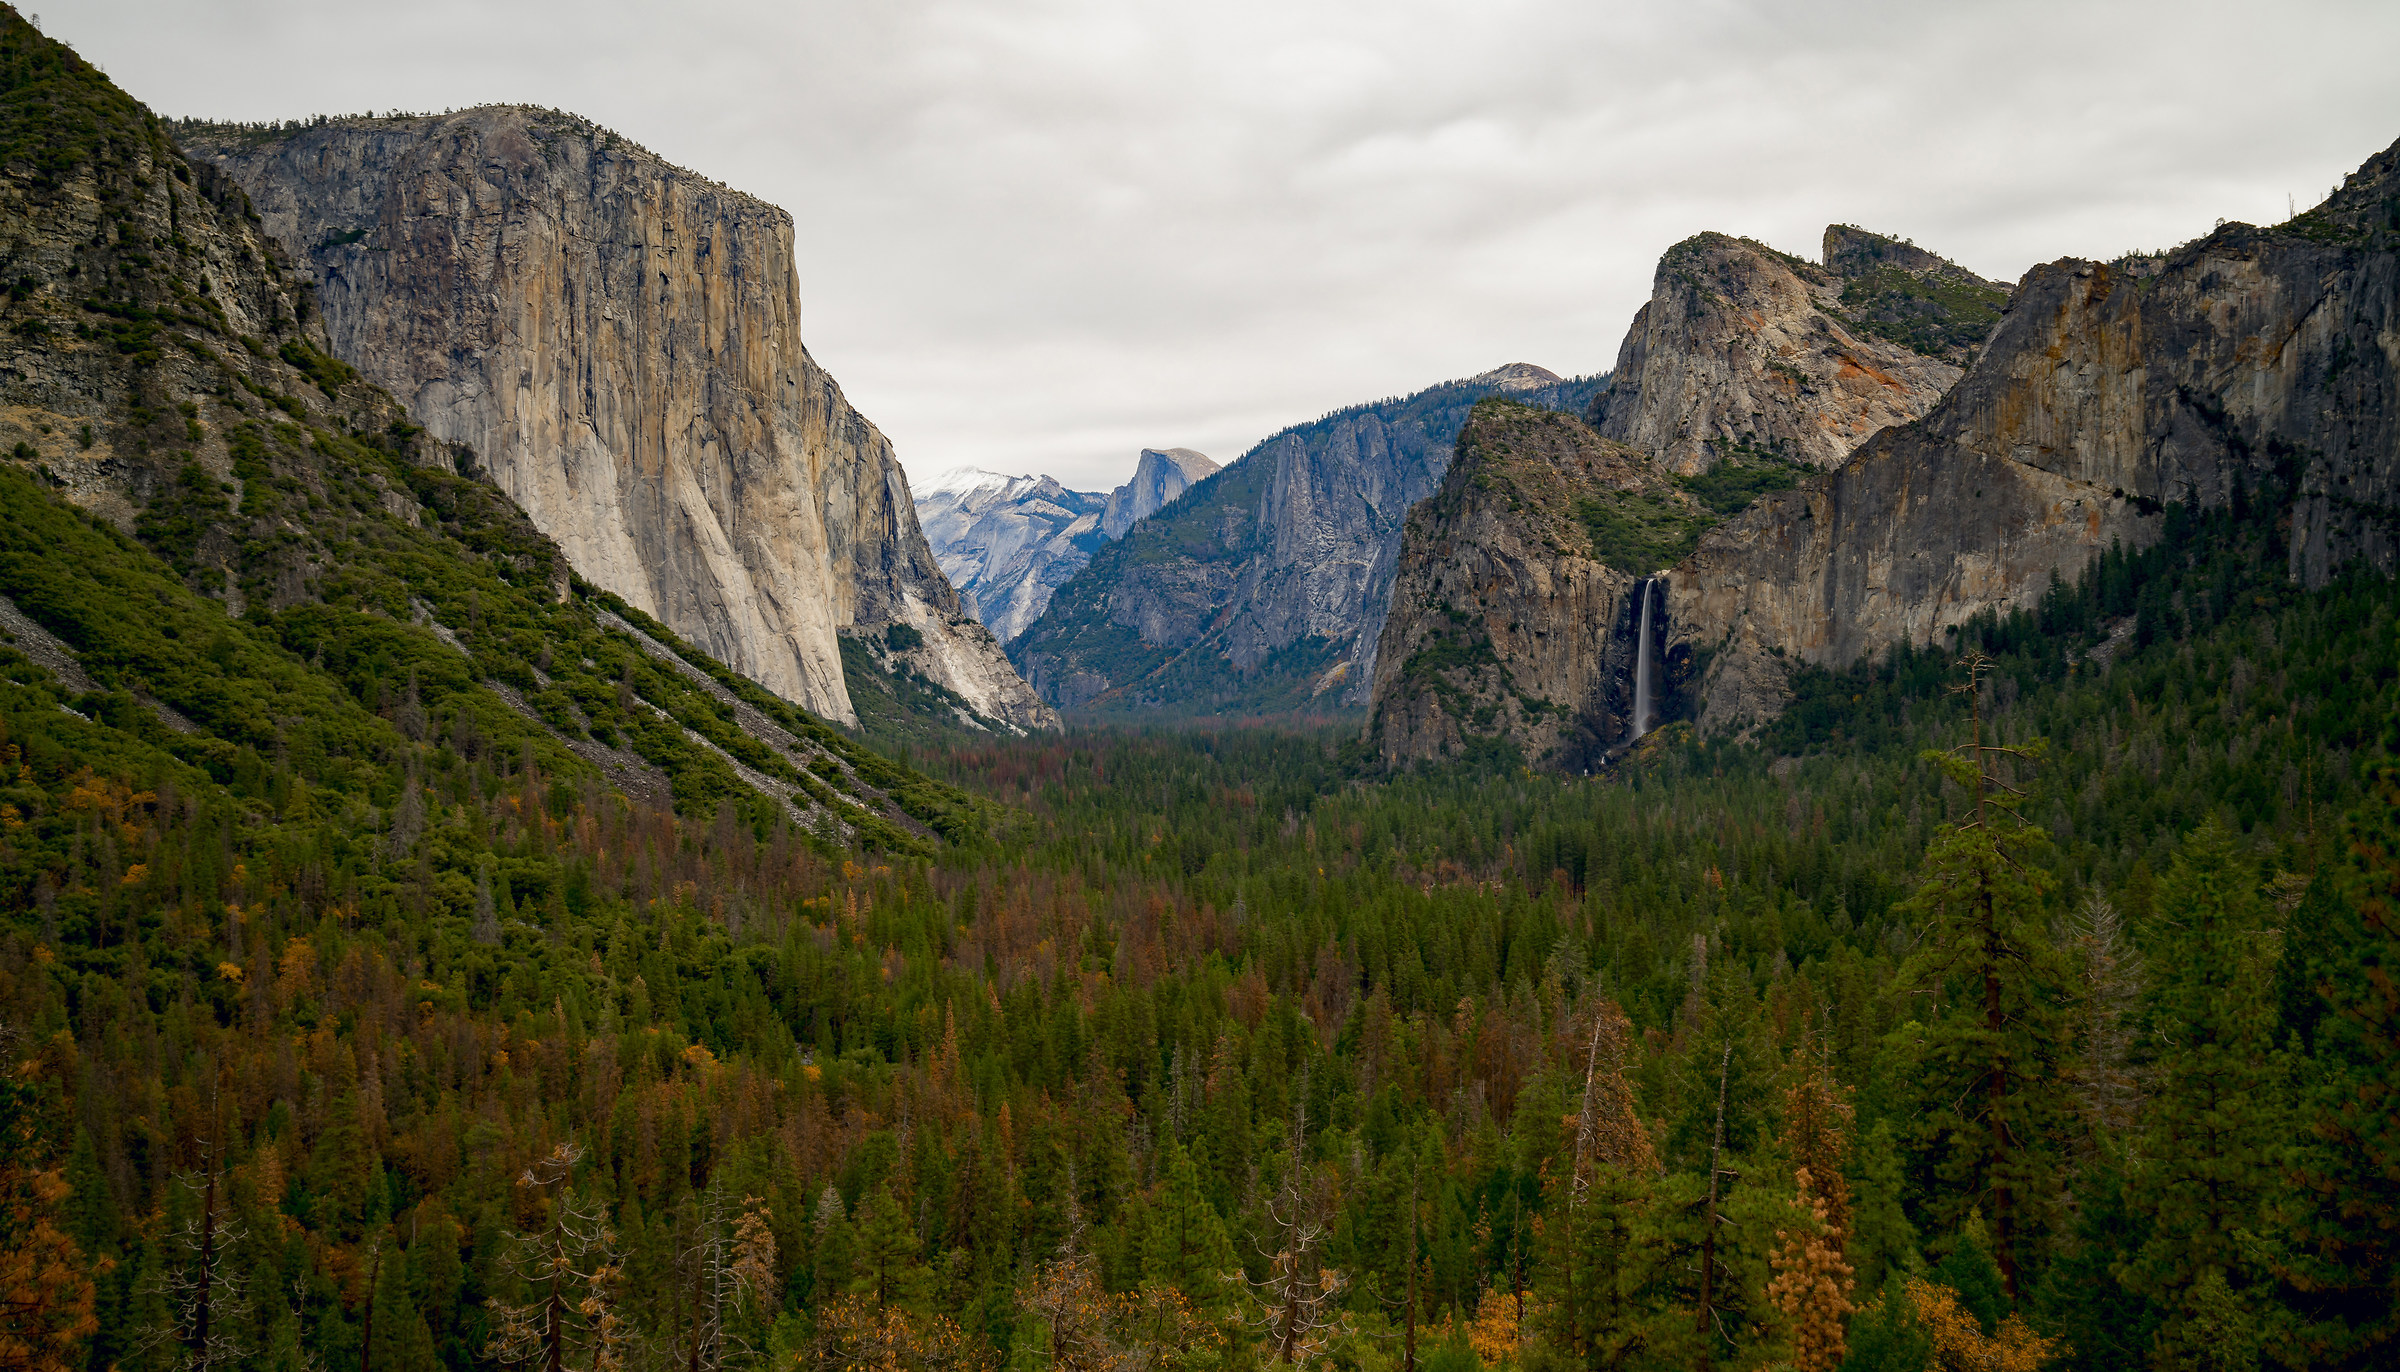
1845, 1120, 1918, 1295
1538, 1001, 1665, 1371
850, 1186, 925, 1313
59, 1126, 114, 1261
1141, 1142, 1236, 1309
2280, 768, 2400, 1368
409, 1204, 466, 1347
1896, 658, 2072, 1296
2122, 821, 2287, 1366
371, 1236, 441, 1372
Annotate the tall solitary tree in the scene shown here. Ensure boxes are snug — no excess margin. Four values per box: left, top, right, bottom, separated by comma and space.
1898, 654, 2072, 1297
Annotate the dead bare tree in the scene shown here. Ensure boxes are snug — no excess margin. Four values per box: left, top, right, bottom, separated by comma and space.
1227, 1079, 1349, 1366
486, 1144, 627, 1372
675, 1182, 777, 1372
137, 1146, 251, 1372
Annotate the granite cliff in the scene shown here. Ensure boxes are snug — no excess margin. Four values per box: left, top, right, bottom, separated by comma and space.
1671, 147, 2400, 733
914, 468, 1108, 642
1367, 402, 1689, 769
1591, 229, 2004, 474
1370, 142, 2400, 760
1102, 447, 1220, 539
178, 108, 1054, 733
0, 11, 981, 846
1011, 364, 1605, 715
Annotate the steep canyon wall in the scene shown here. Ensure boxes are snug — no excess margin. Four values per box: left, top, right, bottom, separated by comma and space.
183, 108, 1053, 731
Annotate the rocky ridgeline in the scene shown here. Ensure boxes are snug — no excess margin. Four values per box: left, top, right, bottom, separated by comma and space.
1010, 364, 1607, 716
914, 470, 1108, 644
1367, 402, 1688, 770
1101, 447, 1219, 540
1591, 230, 1993, 475
0, 14, 971, 844
1672, 151, 2400, 734
179, 109, 1054, 733
914, 447, 1221, 645
1369, 149, 2400, 762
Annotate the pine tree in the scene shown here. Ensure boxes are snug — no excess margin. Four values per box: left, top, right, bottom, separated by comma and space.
1766, 1055, 1856, 1372
407, 1204, 465, 1351
1845, 1120, 1917, 1295
2122, 820, 2287, 1366
1538, 1000, 1663, 1371
850, 1186, 924, 1313
1141, 1142, 1236, 1309
807, 1186, 857, 1307
0, 1059, 96, 1372
370, 1235, 441, 1372
1897, 655, 2072, 1296
484, 1145, 626, 1372
2280, 766, 2400, 1368
59, 1126, 114, 1262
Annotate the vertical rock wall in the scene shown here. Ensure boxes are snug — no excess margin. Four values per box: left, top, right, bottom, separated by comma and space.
182, 108, 1054, 731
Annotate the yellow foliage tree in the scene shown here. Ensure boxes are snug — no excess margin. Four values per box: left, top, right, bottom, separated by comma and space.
1905, 1278, 2059, 1372
0, 1167, 96, 1372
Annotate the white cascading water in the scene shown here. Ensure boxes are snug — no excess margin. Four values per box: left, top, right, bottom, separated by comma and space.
1628, 577, 1656, 743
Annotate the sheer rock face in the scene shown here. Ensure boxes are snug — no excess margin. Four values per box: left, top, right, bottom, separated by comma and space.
914, 470, 1107, 643
1671, 138, 2400, 733
181, 108, 1054, 732
1592, 232, 1965, 475
1367, 404, 1680, 769
1101, 447, 1218, 540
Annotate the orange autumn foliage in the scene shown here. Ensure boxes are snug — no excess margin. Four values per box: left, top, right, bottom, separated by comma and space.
1766, 1169, 1855, 1372
0, 1168, 97, 1372
1906, 1278, 2060, 1372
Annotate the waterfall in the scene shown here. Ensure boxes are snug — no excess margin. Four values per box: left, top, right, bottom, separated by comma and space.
1628, 577, 1656, 743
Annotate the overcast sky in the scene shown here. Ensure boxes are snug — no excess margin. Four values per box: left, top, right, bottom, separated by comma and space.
51, 0, 2400, 492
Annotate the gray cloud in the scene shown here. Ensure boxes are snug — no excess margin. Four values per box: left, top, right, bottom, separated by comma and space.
59, 0, 2400, 490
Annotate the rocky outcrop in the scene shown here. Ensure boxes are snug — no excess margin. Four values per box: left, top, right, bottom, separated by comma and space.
179, 108, 1054, 733
1101, 447, 1219, 540
1670, 138, 2400, 733
915, 469, 1107, 642
1012, 364, 1583, 715
1820, 225, 2013, 368
1368, 402, 1688, 769
1591, 232, 1972, 474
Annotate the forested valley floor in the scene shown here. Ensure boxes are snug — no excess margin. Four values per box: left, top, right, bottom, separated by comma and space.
5, 433, 2399, 1372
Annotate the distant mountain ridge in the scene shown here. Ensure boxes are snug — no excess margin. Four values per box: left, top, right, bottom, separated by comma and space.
912, 446, 1221, 643
1008, 364, 1608, 716
1102, 448, 1220, 540
915, 470, 1108, 643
